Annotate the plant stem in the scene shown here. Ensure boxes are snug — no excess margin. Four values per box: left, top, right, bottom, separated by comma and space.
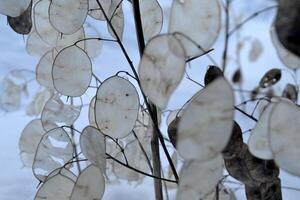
222, 0, 231, 72
132, 0, 163, 199
96, 2, 179, 198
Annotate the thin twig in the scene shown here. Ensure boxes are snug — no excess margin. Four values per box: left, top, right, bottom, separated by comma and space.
228, 5, 278, 36
95, 0, 179, 184
222, 0, 231, 72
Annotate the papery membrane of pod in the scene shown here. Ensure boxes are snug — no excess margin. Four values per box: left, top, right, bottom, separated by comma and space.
26, 89, 53, 116
0, 77, 22, 111
35, 174, 75, 200
271, 25, 300, 69
107, 5, 124, 40
88, 96, 97, 127
166, 109, 180, 126
80, 126, 106, 172
7, 2, 32, 35
204, 65, 223, 86
41, 94, 82, 131
269, 101, 300, 175
249, 38, 263, 62
169, 0, 221, 58
6, 69, 35, 85
259, 68, 281, 88
71, 165, 105, 200
55, 27, 85, 54
46, 168, 77, 182
177, 155, 223, 200
49, 0, 88, 34
282, 83, 298, 103
34, 0, 60, 45
0, 0, 31, 17
139, 34, 186, 109
203, 185, 236, 200
33, 127, 74, 181
88, 0, 111, 21
139, 0, 163, 40
78, 24, 103, 59
113, 140, 149, 182
52, 45, 92, 97
177, 77, 234, 160
26, 30, 52, 57
248, 103, 275, 160
95, 76, 139, 138
36, 50, 56, 89
19, 119, 45, 167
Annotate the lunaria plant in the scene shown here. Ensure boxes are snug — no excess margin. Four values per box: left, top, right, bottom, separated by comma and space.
1, 0, 300, 199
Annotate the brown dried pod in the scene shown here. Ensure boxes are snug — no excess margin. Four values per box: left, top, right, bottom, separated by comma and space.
259, 69, 281, 88
167, 116, 180, 148
222, 121, 244, 159
204, 65, 223, 86
7, 2, 32, 35
232, 69, 242, 84
282, 83, 298, 102
275, 0, 300, 57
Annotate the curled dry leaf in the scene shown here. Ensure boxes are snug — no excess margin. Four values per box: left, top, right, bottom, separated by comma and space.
52, 45, 92, 97
169, 0, 221, 58
80, 126, 106, 172
270, 25, 300, 69
7, 1, 32, 35
224, 144, 279, 187
19, 119, 46, 167
177, 155, 223, 200
49, 0, 88, 34
282, 83, 298, 103
139, 34, 186, 109
248, 103, 275, 160
177, 77, 234, 160
88, 0, 111, 21
35, 174, 75, 200
139, 0, 163, 40
33, 127, 74, 182
259, 68, 281, 88
248, 38, 263, 62
34, 0, 59, 46
41, 94, 82, 131
204, 65, 223, 86
269, 101, 300, 175
95, 76, 139, 138
0, 0, 31, 17
71, 165, 105, 200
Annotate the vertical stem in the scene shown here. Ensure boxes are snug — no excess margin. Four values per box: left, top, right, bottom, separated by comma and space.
70, 97, 81, 173
222, 0, 230, 72
132, 0, 163, 199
